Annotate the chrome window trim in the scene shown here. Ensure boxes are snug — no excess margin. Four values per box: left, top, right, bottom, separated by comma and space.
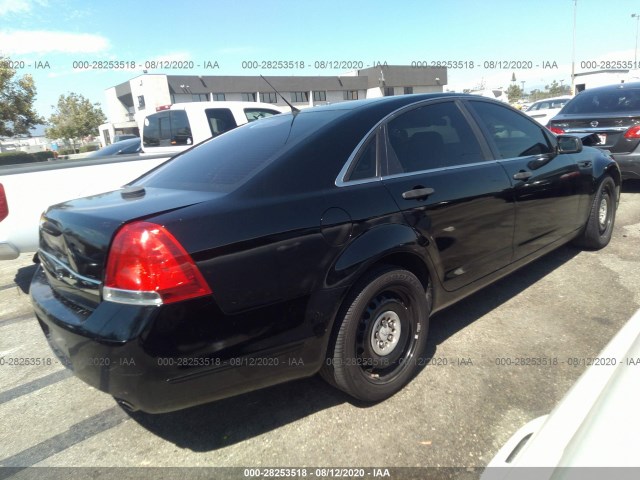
381, 159, 503, 181
335, 98, 468, 188
38, 249, 102, 286
560, 127, 628, 133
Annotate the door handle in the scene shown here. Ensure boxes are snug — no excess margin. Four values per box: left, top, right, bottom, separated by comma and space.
513, 171, 532, 180
402, 187, 435, 200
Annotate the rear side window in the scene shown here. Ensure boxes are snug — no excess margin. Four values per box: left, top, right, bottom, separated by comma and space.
205, 108, 238, 137
143, 110, 192, 148
469, 101, 553, 158
244, 108, 280, 122
561, 88, 640, 114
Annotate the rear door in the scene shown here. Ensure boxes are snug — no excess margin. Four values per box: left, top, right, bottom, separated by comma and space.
380, 99, 514, 291
465, 99, 586, 261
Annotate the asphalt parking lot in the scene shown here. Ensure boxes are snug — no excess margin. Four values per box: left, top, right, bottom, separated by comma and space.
1, 182, 640, 478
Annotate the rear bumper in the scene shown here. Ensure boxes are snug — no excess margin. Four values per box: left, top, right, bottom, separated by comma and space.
0, 242, 20, 260
30, 265, 332, 413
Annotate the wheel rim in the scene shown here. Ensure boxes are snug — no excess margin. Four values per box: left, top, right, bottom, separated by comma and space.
598, 187, 612, 234
370, 311, 402, 356
355, 288, 418, 383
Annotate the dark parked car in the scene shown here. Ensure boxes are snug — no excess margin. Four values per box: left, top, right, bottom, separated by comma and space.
548, 82, 640, 180
85, 138, 141, 158
31, 94, 620, 413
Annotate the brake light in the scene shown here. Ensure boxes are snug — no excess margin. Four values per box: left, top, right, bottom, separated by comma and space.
156, 105, 171, 111
624, 125, 640, 139
0, 184, 8, 223
103, 221, 211, 306
547, 126, 565, 135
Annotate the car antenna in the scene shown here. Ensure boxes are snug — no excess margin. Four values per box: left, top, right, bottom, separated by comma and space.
260, 75, 300, 116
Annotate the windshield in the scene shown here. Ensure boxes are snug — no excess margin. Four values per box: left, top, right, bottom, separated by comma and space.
138, 110, 346, 192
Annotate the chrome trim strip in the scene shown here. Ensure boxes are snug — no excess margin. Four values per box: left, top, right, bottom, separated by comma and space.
561, 127, 628, 133
102, 286, 163, 306
381, 159, 503, 181
38, 249, 102, 286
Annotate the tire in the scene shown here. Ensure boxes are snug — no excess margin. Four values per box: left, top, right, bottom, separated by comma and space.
321, 266, 430, 402
574, 176, 617, 250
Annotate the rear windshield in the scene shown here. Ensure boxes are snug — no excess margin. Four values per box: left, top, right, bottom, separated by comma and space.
143, 110, 192, 147
561, 88, 640, 114
138, 110, 346, 192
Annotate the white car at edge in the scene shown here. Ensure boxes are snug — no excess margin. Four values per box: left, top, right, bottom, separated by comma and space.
482, 309, 640, 478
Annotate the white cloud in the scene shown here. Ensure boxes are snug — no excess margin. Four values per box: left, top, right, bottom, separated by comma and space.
0, 30, 110, 55
0, 0, 31, 15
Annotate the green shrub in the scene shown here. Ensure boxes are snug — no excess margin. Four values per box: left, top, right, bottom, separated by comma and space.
79, 145, 100, 153
0, 151, 53, 166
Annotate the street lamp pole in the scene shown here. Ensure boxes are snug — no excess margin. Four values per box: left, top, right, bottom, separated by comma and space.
571, 0, 577, 94
632, 13, 640, 67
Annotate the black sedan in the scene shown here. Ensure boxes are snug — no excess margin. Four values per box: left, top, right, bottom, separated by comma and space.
31, 94, 620, 413
85, 137, 141, 158
548, 82, 640, 180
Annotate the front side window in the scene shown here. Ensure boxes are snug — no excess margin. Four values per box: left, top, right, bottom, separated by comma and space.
468, 100, 553, 158
386, 101, 485, 173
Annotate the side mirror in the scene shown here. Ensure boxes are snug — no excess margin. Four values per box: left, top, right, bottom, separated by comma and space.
556, 135, 583, 154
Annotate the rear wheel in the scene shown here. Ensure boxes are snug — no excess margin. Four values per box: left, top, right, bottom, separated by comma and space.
321, 267, 430, 402
574, 176, 616, 250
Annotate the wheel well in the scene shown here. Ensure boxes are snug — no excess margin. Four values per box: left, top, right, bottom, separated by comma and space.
320, 251, 434, 368
371, 252, 432, 292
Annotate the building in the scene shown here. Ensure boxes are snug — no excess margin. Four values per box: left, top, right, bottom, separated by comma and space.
573, 69, 634, 93
99, 66, 447, 146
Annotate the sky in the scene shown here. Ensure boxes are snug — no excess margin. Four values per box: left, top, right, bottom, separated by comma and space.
1, 0, 640, 119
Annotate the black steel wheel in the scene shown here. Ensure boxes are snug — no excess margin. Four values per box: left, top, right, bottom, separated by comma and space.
322, 266, 430, 402
574, 176, 617, 250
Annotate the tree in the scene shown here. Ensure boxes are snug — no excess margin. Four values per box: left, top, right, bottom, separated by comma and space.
506, 84, 523, 103
545, 80, 570, 97
46, 93, 107, 151
0, 57, 44, 137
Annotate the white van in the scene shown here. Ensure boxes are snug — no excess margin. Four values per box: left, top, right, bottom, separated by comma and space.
141, 101, 285, 156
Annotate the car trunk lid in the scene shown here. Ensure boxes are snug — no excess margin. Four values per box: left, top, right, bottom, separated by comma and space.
548, 114, 640, 153
38, 187, 220, 310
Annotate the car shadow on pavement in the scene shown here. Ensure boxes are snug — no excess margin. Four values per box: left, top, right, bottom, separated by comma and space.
127, 245, 580, 452
420, 244, 580, 365
127, 374, 349, 451
622, 179, 640, 194
14, 263, 37, 294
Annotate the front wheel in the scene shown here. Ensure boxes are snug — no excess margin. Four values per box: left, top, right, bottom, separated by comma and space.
574, 176, 617, 250
321, 267, 430, 402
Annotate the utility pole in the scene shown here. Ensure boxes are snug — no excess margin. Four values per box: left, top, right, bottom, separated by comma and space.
633, 13, 640, 67
571, 0, 577, 94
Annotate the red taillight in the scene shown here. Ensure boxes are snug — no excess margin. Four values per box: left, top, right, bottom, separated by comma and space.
104, 221, 211, 305
624, 125, 640, 139
0, 184, 8, 223
547, 126, 565, 135
156, 105, 171, 112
